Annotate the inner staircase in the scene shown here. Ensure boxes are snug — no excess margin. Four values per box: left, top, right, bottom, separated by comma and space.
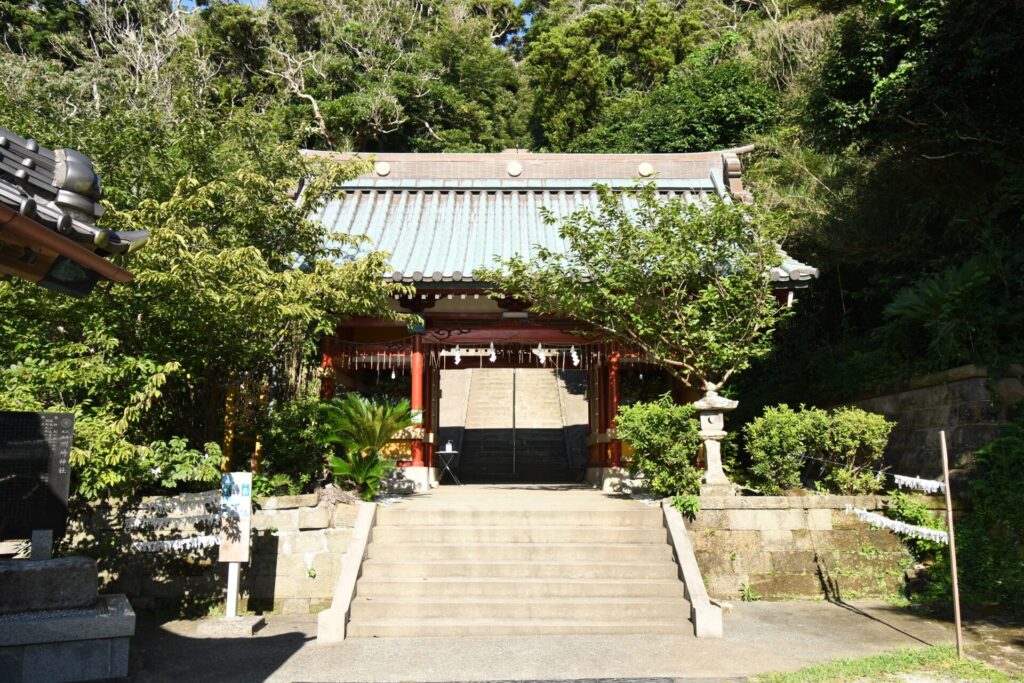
456, 368, 583, 483
346, 489, 691, 637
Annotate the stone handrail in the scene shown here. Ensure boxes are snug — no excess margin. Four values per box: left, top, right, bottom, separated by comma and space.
662, 500, 723, 638
316, 501, 377, 643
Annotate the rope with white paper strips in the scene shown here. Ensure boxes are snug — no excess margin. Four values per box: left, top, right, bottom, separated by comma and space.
844, 505, 948, 545
794, 453, 946, 495
124, 513, 220, 529
893, 474, 945, 494
131, 534, 221, 553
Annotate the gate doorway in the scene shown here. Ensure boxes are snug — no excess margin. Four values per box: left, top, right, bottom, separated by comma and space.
438, 368, 589, 483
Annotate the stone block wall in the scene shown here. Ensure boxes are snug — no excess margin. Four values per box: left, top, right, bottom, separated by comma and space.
68, 492, 356, 616
243, 494, 356, 615
851, 364, 1022, 478
689, 496, 921, 601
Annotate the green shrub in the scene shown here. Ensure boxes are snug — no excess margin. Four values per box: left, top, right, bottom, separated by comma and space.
672, 494, 701, 520
816, 407, 892, 495
957, 413, 1024, 613
328, 452, 393, 502
885, 491, 947, 560
744, 404, 808, 494
744, 405, 894, 495
616, 394, 702, 496
259, 391, 332, 493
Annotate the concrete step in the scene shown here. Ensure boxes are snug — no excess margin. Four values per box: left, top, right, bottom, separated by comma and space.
370, 525, 668, 544
349, 596, 690, 621
346, 617, 691, 637
359, 560, 680, 580
366, 542, 674, 562
375, 508, 665, 527
356, 577, 686, 598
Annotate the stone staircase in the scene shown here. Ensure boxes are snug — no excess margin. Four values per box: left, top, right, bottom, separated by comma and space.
458, 368, 578, 482
346, 494, 691, 637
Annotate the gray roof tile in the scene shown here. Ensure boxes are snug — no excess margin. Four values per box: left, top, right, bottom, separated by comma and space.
307, 151, 818, 288
0, 127, 148, 256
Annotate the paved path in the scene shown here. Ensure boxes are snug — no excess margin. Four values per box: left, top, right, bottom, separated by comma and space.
127, 600, 971, 682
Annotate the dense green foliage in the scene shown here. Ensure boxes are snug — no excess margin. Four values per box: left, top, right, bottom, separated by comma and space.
743, 404, 808, 494
569, 44, 779, 153
3, 0, 1022, 565
738, 0, 1024, 403
615, 395, 702, 497
744, 405, 893, 494
478, 185, 789, 392
0, 1, 416, 499
955, 414, 1024, 613
320, 394, 415, 500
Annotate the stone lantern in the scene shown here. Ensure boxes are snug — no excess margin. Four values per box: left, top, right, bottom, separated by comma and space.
694, 386, 739, 496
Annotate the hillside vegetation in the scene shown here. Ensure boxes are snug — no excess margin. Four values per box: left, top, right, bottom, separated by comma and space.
0, 0, 1021, 496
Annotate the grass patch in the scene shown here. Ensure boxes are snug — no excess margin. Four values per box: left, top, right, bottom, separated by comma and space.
753, 645, 1012, 682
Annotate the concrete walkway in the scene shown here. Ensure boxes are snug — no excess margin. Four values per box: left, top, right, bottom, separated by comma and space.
127, 600, 967, 682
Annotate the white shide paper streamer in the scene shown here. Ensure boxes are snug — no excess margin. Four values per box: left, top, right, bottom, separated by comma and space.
131, 534, 221, 553
893, 474, 945, 494
844, 505, 948, 545
124, 513, 220, 529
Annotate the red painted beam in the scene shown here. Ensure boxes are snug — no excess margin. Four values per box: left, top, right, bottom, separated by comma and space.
424, 328, 594, 344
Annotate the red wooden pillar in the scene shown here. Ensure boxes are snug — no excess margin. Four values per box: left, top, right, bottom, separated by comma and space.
410, 335, 425, 467
608, 342, 622, 468
320, 336, 335, 400
588, 365, 602, 467
422, 357, 434, 468
595, 359, 607, 467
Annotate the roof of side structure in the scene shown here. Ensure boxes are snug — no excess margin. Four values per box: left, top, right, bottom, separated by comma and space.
304, 149, 818, 287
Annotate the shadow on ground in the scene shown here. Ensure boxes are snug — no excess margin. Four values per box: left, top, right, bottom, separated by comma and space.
127, 615, 312, 683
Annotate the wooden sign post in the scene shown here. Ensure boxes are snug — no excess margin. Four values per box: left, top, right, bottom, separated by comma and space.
939, 430, 964, 659
218, 472, 252, 619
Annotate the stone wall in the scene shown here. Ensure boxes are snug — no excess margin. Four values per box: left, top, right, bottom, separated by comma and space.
244, 494, 356, 614
851, 364, 1023, 478
69, 492, 355, 616
689, 495, 926, 601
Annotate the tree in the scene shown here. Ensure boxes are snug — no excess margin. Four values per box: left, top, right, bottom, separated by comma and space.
0, 4, 417, 499
477, 184, 790, 393
569, 51, 779, 153
523, 0, 698, 150
267, 0, 525, 151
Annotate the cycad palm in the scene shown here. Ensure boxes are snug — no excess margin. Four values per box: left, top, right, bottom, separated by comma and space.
318, 394, 416, 501
320, 394, 416, 457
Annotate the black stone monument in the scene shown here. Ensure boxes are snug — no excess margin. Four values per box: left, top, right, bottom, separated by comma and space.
0, 412, 74, 541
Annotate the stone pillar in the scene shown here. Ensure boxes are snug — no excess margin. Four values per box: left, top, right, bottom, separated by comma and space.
410, 335, 424, 467
694, 388, 739, 496
608, 343, 622, 468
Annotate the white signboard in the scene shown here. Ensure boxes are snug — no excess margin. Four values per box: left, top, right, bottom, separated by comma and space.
218, 472, 252, 563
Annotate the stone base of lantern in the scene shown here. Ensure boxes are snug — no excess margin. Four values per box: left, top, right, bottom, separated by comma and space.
700, 482, 741, 497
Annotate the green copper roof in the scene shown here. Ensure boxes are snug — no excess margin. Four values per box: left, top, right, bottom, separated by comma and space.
305, 151, 818, 287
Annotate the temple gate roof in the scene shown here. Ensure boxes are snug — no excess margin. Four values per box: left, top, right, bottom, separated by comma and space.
304, 149, 818, 288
